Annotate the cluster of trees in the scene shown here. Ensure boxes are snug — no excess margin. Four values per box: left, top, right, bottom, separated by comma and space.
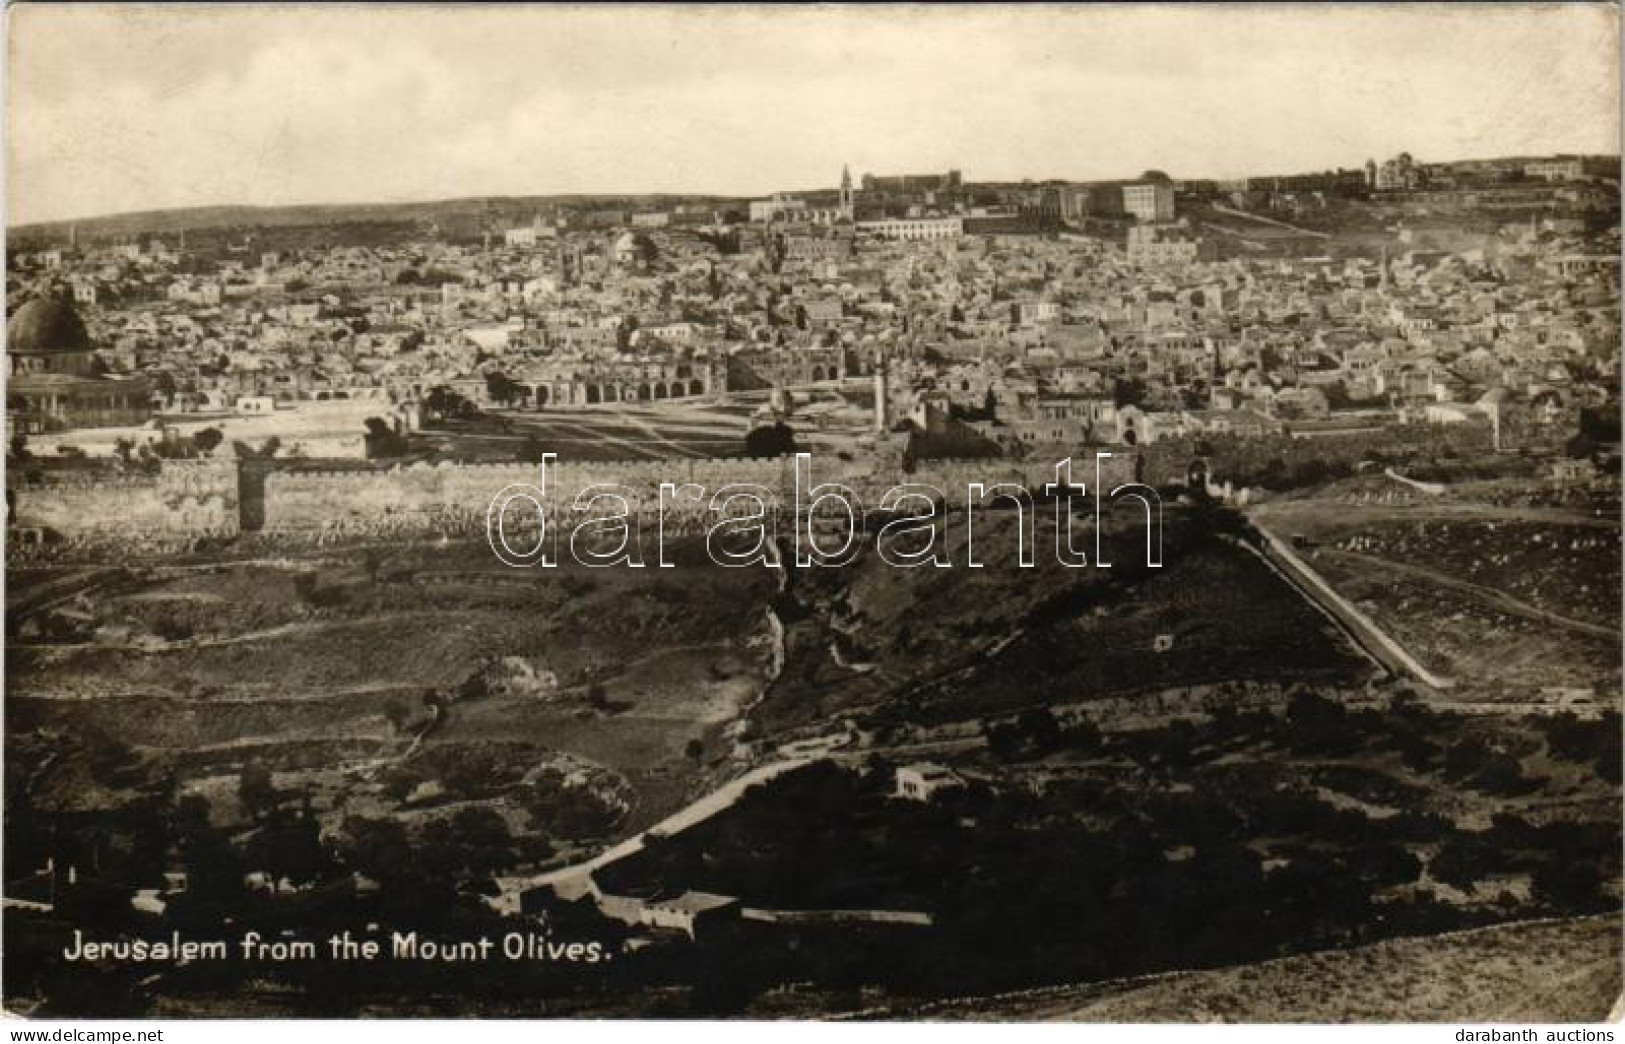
1541, 710, 1623, 784
1236, 453, 1358, 491
591, 684, 1622, 1009
1567, 403, 1624, 462
521, 768, 625, 840
984, 707, 1100, 761
107, 427, 225, 468
592, 756, 1448, 1004
422, 386, 480, 423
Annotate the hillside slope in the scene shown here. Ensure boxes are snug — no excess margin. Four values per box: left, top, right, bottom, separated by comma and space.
885, 915, 1621, 1022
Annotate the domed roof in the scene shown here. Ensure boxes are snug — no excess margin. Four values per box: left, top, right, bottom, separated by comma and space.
8, 291, 91, 355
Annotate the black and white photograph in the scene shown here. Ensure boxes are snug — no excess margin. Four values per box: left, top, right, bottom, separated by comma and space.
3, 2, 1621, 1026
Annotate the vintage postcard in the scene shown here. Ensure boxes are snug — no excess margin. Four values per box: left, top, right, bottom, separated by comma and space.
4, 2, 1621, 1026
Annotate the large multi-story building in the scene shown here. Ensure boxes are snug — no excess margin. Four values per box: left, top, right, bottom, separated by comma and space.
749, 194, 808, 223
1524, 158, 1597, 182
1244, 169, 1369, 195
855, 217, 963, 241
503, 217, 555, 247
1123, 182, 1176, 222
1055, 183, 1127, 221
1372, 152, 1423, 191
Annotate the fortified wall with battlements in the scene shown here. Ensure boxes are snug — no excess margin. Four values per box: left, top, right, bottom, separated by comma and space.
6, 417, 1498, 547
258, 452, 1144, 538
6, 451, 1145, 543
8, 460, 240, 540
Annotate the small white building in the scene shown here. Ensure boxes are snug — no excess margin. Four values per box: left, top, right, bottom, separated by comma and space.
595, 888, 740, 939
236, 396, 276, 415
894, 763, 965, 802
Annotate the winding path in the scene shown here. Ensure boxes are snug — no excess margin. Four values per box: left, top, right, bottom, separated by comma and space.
512, 756, 817, 894
1243, 514, 1455, 689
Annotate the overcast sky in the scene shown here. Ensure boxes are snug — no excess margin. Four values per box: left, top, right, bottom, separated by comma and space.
7, 3, 1620, 226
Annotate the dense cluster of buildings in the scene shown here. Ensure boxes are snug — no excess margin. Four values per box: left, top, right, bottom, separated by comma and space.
5, 154, 1618, 473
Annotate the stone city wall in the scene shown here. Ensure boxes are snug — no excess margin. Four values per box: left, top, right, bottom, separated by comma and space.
1138, 422, 1495, 487
9, 461, 239, 540
6, 453, 1145, 543
258, 453, 1143, 538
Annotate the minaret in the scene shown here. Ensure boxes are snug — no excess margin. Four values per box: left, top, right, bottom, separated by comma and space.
1379, 246, 1389, 292
872, 346, 888, 434
840, 165, 854, 217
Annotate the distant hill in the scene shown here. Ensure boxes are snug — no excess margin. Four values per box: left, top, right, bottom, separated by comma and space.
8, 192, 749, 247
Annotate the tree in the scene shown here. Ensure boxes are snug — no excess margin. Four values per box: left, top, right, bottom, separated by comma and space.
684, 738, 705, 763
246, 804, 331, 885
361, 547, 385, 583
987, 708, 1064, 761
1114, 377, 1148, 409
1532, 860, 1606, 910
191, 427, 223, 456
238, 764, 278, 823
1017, 707, 1063, 754
1064, 718, 1103, 753
616, 316, 640, 352
1429, 833, 1496, 889
337, 816, 414, 881
363, 417, 408, 458
423, 385, 471, 422
485, 371, 520, 408
421, 806, 514, 880
744, 421, 797, 458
